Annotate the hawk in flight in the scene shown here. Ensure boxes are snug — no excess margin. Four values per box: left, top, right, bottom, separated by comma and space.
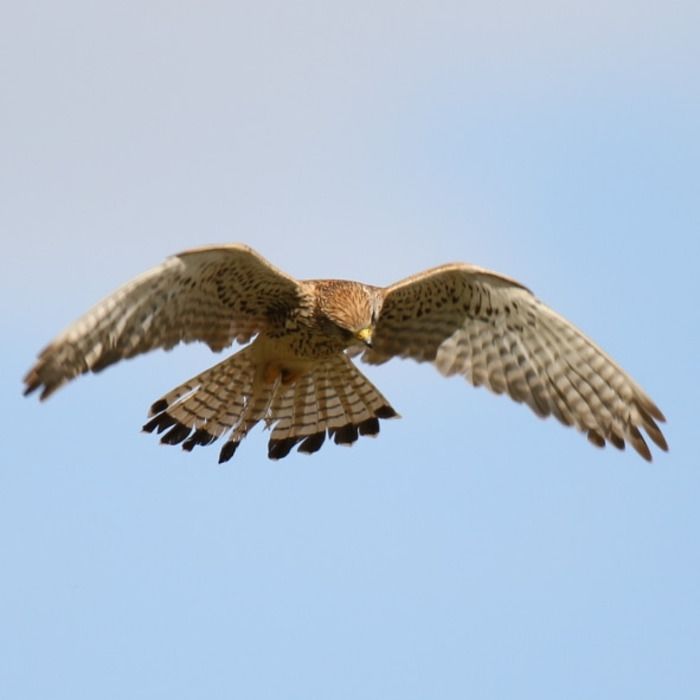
24, 244, 667, 462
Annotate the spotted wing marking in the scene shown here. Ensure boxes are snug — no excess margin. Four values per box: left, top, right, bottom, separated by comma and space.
23, 244, 303, 399
365, 264, 667, 460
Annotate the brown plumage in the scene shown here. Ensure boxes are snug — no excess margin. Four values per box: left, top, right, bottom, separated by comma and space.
24, 244, 668, 462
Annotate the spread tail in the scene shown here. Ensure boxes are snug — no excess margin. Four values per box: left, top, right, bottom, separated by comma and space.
142, 348, 398, 462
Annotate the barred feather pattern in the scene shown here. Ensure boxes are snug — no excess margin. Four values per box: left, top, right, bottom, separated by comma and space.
266, 354, 397, 459
365, 264, 667, 461
142, 349, 398, 462
23, 245, 303, 400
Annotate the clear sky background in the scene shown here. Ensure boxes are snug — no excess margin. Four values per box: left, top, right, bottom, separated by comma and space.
2, 2, 698, 698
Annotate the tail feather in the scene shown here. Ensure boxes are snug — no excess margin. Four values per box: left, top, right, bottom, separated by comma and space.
267, 354, 398, 459
143, 346, 264, 458
143, 349, 398, 462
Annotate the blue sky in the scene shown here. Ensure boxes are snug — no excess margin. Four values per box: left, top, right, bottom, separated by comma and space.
2, 2, 698, 698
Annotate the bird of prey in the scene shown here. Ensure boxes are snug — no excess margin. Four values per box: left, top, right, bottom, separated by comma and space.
24, 244, 667, 462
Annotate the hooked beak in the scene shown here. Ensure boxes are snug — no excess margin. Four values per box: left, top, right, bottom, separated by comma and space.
355, 326, 373, 348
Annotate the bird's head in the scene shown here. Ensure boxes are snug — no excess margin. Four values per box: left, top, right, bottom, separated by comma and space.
313, 280, 382, 349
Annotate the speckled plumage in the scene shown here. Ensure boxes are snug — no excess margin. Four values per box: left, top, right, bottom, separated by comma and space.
24, 244, 667, 461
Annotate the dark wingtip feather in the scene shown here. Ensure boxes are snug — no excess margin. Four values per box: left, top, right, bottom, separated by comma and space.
609, 431, 626, 451
297, 431, 326, 454
358, 417, 380, 436
628, 425, 652, 462
23, 380, 39, 397
160, 422, 192, 446
219, 440, 240, 464
142, 412, 177, 434
587, 429, 605, 449
643, 398, 666, 423
182, 428, 217, 452
23, 366, 46, 398
636, 402, 669, 452
150, 399, 169, 416
642, 419, 669, 452
39, 386, 55, 401
333, 424, 359, 445
268, 437, 299, 460
375, 405, 399, 419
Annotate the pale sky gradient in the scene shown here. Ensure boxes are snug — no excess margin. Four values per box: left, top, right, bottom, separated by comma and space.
2, 2, 699, 699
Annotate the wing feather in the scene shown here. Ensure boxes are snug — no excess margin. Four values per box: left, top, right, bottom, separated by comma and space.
24, 244, 303, 399
365, 264, 667, 460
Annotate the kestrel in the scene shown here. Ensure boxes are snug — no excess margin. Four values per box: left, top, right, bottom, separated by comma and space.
24, 244, 668, 462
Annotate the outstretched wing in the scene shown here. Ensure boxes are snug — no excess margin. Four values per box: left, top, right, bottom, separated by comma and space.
364, 263, 667, 461
24, 244, 303, 399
